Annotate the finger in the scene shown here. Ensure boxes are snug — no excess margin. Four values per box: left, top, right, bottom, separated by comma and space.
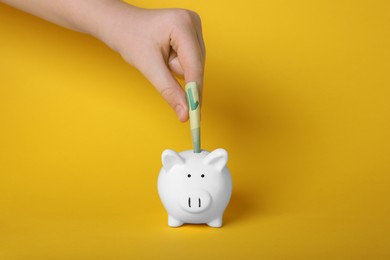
168, 49, 184, 76
170, 24, 205, 98
194, 28, 205, 104
191, 12, 206, 58
138, 50, 189, 122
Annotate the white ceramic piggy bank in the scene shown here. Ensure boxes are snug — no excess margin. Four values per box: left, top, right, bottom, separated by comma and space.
158, 149, 232, 227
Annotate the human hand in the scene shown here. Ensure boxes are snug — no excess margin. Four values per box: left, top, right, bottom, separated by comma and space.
0, 0, 205, 121
99, 3, 206, 122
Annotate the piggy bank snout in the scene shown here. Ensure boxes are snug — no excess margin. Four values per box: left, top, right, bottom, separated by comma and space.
179, 190, 211, 214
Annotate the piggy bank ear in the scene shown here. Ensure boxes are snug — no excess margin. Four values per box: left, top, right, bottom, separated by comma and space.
162, 149, 184, 172
203, 148, 228, 172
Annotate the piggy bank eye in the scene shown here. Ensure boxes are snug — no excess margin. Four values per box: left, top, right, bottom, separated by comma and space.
201, 174, 205, 178
187, 174, 191, 178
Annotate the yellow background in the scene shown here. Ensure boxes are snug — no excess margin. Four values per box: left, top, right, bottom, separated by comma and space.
1, 0, 390, 259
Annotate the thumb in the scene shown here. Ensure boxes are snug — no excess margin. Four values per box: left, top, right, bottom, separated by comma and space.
139, 52, 189, 122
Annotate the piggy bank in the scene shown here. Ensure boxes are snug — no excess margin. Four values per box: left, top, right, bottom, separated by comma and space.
158, 149, 232, 227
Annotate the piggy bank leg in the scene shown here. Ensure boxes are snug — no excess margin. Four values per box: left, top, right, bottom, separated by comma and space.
168, 216, 184, 227
207, 217, 223, 228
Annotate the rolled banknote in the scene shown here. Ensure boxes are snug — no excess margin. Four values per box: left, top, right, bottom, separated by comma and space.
185, 82, 201, 153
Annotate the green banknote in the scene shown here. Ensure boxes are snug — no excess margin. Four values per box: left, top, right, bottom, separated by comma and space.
185, 82, 201, 153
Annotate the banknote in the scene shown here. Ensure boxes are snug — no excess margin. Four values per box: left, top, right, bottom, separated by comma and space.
185, 82, 201, 153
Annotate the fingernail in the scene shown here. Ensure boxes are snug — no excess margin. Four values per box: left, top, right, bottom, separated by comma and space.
175, 105, 185, 120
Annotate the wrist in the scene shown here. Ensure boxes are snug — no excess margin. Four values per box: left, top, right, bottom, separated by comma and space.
88, 1, 140, 53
